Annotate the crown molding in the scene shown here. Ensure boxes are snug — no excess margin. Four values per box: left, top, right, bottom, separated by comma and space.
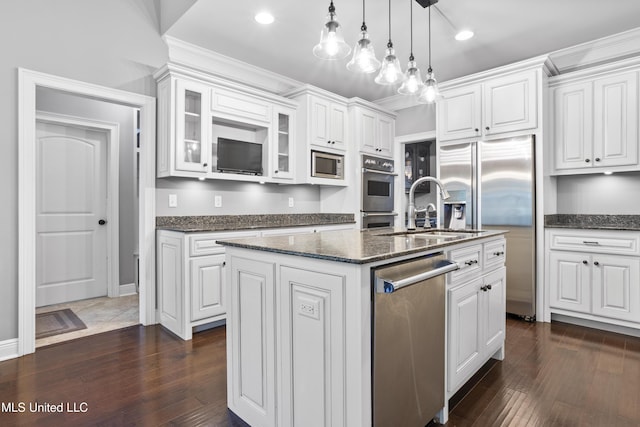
162, 35, 303, 95
549, 27, 640, 74
347, 97, 397, 117
375, 55, 555, 111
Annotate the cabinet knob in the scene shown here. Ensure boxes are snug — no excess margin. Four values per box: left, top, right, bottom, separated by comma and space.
583, 260, 588, 265
98, 219, 107, 225
203, 163, 208, 168
585, 159, 591, 163
595, 158, 601, 162
594, 261, 600, 266
486, 284, 492, 290
485, 126, 490, 131
481, 285, 487, 292
274, 170, 278, 174
222, 261, 226, 267
474, 128, 479, 132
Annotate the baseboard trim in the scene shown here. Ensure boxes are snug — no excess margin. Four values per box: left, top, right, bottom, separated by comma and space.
551, 313, 640, 338
119, 283, 137, 296
0, 338, 19, 362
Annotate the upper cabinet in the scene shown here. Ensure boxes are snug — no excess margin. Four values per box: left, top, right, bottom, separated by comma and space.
551, 67, 639, 174
349, 99, 397, 159
437, 69, 538, 142
155, 67, 298, 183
285, 86, 350, 186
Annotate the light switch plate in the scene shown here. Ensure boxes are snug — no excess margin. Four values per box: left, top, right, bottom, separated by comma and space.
168, 194, 177, 208
288, 197, 294, 208
214, 195, 222, 208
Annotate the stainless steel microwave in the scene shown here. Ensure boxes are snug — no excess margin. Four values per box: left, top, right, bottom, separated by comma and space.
311, 150, 344, 179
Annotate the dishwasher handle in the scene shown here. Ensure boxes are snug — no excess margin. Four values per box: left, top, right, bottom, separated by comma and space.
376, 260, 460, 294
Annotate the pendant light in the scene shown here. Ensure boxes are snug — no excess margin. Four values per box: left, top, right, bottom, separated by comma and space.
313, 1, 351, 60
417, 4, 440, 103
397, 0, 423, 95
375, 0, 403, 85
347, 0, 380, 74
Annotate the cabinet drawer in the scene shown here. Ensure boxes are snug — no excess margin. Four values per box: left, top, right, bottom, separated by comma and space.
189, 231, 260, 257
548, 230, 640, 256
484, 239, 506, 272
448, 244, 483, 284
211, 88, 271, 123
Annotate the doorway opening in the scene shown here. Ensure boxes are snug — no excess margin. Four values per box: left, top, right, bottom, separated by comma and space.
19, 69, 156, 356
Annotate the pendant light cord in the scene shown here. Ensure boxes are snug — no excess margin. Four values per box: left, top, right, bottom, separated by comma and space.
387, 0, 392, 47
361, 0, 367, 31
409, 0, 414, 61
428, 5, 433, 72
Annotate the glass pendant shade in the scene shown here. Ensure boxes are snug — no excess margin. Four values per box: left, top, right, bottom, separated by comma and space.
375, 45, 403, 85
347, 30, 380, 73
313, 3, 351, 60
417, 69, 439, 103
397, 59, 423, 95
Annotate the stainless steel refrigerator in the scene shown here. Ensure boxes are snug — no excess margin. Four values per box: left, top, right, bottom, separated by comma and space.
439, 136, 536, 319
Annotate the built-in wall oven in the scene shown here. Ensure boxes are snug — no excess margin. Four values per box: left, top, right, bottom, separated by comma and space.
362, 155, 397, 229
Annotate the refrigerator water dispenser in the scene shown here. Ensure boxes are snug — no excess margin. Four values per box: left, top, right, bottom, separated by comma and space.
444, 202, 466, 230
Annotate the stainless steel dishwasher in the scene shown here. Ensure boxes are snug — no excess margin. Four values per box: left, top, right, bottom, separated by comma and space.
372, 252, 459, 427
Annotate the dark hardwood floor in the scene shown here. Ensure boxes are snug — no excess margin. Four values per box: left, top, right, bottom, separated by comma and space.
2, 317, 640, 426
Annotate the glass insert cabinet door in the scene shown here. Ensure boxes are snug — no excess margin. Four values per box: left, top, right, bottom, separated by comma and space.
175, 80, 210, 173
272, 107, 295, 180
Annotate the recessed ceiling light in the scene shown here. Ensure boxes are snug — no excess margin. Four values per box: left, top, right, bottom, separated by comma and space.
255, 12, 274, 25
455, 30, 474, 41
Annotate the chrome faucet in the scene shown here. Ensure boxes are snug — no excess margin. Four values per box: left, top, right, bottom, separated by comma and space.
407, 176, 450, 230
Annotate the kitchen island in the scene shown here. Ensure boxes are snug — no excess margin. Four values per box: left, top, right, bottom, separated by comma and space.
218, 227, 507, 427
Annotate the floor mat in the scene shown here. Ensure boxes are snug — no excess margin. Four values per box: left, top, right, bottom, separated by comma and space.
36, 308, 87, 339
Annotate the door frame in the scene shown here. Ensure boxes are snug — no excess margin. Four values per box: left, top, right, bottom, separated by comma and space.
36, 112, 121, 300
19, 68, 157, 356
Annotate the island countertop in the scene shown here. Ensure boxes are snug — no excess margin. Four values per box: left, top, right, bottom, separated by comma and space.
216, 227, 506, 264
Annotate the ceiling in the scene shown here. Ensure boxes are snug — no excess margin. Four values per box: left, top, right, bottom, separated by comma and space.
166, 0, 640, 102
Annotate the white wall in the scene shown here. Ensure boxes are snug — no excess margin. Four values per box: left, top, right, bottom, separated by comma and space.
556, 172, 640, 214
0, 0, 168, 341
155, 179, 321, 216
395, 103, 437, 136
36, 88, 138, 287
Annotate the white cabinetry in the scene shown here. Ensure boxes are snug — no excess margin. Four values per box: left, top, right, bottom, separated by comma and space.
438, 69, 538, 142
349, 99, 396, 158
552, 69, 638, 173
155, 67, 298, 182
446, 237, 506, 395
547, 229, 640, 326
285, 85, 349, 186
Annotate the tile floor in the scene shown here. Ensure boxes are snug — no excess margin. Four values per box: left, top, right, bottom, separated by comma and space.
35, 294, 139, 348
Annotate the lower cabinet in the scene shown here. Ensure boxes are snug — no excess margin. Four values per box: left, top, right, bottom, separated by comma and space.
190, 254, 226, 321
546, 229, 640, 327
227, 255, 347, 427
447, 267, 506, 393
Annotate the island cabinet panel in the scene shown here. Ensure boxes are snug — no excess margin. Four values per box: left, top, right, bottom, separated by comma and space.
228, 257, 276, 427
483, 268, 506, 355
157, 233, 185, 338
278, 266, 346, 427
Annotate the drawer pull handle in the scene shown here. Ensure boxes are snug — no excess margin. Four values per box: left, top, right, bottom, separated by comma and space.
583, 241, 600, 246
480, 284, 492, 292
493, 251, 505, 256
465, 259, 478, 266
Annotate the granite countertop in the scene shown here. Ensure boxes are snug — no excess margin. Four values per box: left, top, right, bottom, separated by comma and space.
156, 213, 355, 232
545, 214, 640, 231
216, 227, 506, 265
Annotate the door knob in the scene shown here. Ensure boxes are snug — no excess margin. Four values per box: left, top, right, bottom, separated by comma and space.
99, 219, 107, 225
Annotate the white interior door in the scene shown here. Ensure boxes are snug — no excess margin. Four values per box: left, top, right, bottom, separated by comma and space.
36, 120, 109, 307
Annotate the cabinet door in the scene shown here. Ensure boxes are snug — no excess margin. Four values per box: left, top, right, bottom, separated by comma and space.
592, 255, 640, 322
211, 87, 271, 124
310, 97, 330, 148
272, 107, 295, 180
278, 267, 345, 427
190, 254, 226, 321
549, 251, 591, 313
357, 108, 377, 154
437, 85, 482, 142
175, 79, 210, 173
329, 102, 348, 151
484, 70, 537, 136
554, 82, 594, 170
482, 267, 506, 356
157, 233, 187, 339
228, 257, 276, 427
447, 278, 483, 392
377, 114, 394, 158
593, 72, 638, 168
